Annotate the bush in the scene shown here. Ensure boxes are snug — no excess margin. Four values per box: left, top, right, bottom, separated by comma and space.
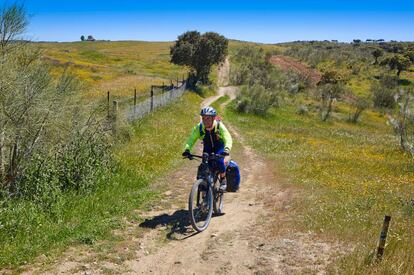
297, 105, 309, 115
348, 96, 370, 123
0, 4, 114, 206
10, 117, 113, 206
387, 87, 414, 153
380, 74, 399, 89
371, 82, 396, 109
235, 84, 279, 115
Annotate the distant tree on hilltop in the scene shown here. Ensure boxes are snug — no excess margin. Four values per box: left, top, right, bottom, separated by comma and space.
80, 35, 85, 41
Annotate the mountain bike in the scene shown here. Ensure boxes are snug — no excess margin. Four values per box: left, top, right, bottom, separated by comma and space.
183, 152, 225, 232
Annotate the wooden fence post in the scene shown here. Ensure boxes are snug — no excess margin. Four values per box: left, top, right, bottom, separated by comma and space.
376, 215, 391, 261
150, 86, 154, 112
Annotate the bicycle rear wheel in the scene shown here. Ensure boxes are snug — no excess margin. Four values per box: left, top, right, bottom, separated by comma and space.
213, 187, 224, 215
188, 179, 213, 232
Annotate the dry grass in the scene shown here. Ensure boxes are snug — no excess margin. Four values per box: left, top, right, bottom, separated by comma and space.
37, 41, 188, 102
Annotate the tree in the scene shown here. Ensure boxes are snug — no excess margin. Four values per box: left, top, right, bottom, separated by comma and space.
0, 3, 28, 55
170, 31, 228, 87
387, 87, 414, 153
352, 39, 361, 47
372, 48, 383, 65
317, 70, 345, 121
80, 35, 85, 41
381, 54, 411, 76
0, 3, 29, 183
404, 50, 414, 63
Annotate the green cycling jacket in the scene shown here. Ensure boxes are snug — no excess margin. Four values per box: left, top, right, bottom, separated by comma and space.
184, 120, 233, 152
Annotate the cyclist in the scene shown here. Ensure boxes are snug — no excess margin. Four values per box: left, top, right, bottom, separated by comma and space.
182, 106, 233, 192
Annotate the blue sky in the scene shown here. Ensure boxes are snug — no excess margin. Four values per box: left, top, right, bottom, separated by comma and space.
13, 0, 414, 43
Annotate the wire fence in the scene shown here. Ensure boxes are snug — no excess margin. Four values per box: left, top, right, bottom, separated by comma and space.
106, 78, 187, 129
125, 80, 187, 121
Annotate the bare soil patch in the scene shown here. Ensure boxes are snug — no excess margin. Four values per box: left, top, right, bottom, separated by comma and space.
269, 55, 322, 86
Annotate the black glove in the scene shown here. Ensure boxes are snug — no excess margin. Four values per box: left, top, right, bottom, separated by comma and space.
182, 150, 191, 157
222, 149, 230, 156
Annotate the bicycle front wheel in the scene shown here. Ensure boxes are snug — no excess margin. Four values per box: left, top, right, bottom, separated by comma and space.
213, 188, 224, 215
188, 179, 213, 232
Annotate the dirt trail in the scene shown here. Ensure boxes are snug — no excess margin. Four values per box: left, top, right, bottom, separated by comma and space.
19, 59, 343, 275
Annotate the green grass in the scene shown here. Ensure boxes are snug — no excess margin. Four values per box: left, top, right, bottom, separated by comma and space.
0, 92, 202, 269
225, 101, 414, 274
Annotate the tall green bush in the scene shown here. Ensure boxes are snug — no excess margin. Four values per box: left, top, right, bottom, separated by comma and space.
0, 4, 113, 205
235, 84, 279, 115
231, 46, 288, 115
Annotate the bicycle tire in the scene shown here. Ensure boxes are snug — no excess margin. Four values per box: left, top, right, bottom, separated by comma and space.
188, 179, 213, 232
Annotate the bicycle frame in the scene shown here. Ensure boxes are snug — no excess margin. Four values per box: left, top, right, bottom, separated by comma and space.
197, 153, 220, 187
186, 152, 226, 232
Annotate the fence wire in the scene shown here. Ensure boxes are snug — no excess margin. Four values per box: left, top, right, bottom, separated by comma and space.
125, 81, 187, 122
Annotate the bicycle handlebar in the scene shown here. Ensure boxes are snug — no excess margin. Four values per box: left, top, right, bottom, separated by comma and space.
183, 153, 227, 160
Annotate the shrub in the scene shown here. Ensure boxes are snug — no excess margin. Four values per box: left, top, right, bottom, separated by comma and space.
235, 84, 279, 115
387, 87, 414, 153
297, 105, 309, 115
348, 96, 370, 123
371, 82, 396, 109
316, 70, 346, 121
0, 4, 114, 205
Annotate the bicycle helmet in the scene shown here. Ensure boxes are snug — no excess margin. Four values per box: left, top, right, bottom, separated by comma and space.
200, 106, 217, 117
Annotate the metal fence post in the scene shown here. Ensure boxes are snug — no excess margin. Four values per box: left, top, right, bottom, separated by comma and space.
150, 86, 154, 112
0, 131, 4, 182
107, 91, 110, 118
134, 88, 137, 116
